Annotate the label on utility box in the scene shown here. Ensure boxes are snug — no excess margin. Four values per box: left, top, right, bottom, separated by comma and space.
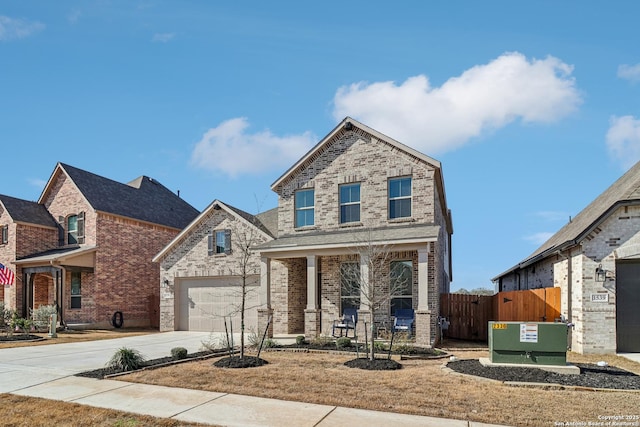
520, 323, 538, 343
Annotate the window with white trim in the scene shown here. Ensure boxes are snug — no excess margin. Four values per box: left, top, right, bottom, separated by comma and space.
388, 177, 412, 219
295, 189, 314, 227
339, 183, 361, 224
390, 260, 412, 315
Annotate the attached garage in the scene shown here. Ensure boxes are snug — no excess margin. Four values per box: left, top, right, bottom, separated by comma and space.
616, 260, 640, 352
176, 276, 260, 332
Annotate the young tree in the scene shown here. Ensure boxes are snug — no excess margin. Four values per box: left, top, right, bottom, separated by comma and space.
340, 228, 413, 361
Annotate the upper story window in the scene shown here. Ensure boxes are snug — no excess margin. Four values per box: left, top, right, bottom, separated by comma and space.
340, 183, 361, 224
66, 212, 85, 245
1, 225, 7, 245
208, 229, 231, 255
388, 177, 412, 219
295, 189, 315, 228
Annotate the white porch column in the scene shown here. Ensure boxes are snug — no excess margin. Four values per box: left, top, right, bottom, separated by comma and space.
417, 245, 430, 311
260, 256, 271, 309
306, 255, 317, 309
359, 254, 370, 310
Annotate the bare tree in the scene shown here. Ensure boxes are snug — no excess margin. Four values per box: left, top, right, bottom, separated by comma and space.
340, 228, 413, 361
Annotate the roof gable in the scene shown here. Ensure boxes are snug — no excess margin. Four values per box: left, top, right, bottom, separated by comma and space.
495, 160, 640, 278
39, 163, 199, 230
153, 200, 275, 262
0, 194, 57, 228
271, 117, 442, 191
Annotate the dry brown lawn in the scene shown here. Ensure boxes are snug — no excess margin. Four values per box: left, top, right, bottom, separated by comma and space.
121, 348, 640, 427
0, 328, 156, 349
0, 393, 210, 427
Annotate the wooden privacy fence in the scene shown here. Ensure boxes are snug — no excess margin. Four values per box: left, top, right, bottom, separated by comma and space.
440, 287, 561, 341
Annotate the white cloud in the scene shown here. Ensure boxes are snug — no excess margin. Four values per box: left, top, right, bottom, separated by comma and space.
533, 211, 570, 222
152, 32, 175, 43
0, 15, 44, 41
67, 10, 82, 24
606, 115, 640, 169
332, 52, 581, 154
524, 232, 554, 245
190, 117, 316, 177
28, 178, 47, 189
617, 64, 640, 82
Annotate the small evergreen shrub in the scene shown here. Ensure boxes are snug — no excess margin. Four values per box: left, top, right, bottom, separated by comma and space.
170, 347, 188, 360
295, 335, 306, 346
30, 305, 57, 331
263, 338, 277, 348
106, 347, 146, 372
336, 337, 352, 349
311, 334, 333, 347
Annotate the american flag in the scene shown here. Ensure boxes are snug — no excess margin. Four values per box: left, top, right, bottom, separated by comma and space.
0, 263, 15, 286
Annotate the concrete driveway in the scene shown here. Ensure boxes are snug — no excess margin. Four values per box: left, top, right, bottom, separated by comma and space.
0, 331, 215, 393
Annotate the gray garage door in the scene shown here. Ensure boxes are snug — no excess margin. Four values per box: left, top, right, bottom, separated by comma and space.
616, 260, 640, 352
177, 276, 260, 332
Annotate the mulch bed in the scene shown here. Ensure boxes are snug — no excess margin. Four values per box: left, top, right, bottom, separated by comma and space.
274, 341, 445, 358
0, 334, 44, 342
344, 358, 403, 370
448, 359, 640, 390
213, 356, 268, 368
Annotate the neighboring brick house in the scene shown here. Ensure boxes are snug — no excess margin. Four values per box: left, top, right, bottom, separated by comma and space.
0, 163, 198, 328
156, 118, 453, 347
493, 161, 640, 354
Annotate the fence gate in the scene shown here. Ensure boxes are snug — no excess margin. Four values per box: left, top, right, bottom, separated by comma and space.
439, 293, 493, 341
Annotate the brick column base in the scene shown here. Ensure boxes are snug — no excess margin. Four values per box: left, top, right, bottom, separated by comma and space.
258, 308, 273, 338
415, 310, 432, 347
304, 308, 321, 338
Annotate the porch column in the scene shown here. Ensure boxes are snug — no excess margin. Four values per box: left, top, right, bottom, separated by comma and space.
258, 256, 273, 338
416, 244, 433, 347
357, 254, 372, 339
305, 255, 321, 337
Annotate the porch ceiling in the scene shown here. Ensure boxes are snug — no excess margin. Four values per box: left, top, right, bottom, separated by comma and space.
255, 224, 439, 257
14, 246, 97, 269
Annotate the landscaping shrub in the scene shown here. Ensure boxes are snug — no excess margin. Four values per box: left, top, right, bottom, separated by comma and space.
263, 338, 277, 348
310, 334, 333, 347
30, 305, 57, 331
336, 337, 352, 349
0, 302, 15, 329
106, 347, 146, 372
295, 335, 306, 346
170, 347, 188, 360
10, 316, 32, 334
247, 327, 260, 348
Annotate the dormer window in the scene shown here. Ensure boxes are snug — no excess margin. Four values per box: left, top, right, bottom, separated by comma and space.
295, 189, 315, 228
388, 177, 412, 219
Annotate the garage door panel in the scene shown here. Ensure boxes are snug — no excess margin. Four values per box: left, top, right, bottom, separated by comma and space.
176, 276, 260, 332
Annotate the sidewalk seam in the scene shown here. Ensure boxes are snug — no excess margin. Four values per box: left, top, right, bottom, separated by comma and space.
313, 406, 338, 426
67, 382, 135, 403
168, 392, 230, 419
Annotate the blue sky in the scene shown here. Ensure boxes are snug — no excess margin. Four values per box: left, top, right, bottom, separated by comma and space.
2, 2, 640, 291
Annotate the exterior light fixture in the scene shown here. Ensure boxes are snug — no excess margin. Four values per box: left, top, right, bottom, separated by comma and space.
163, 278, 169, 287
595, 264, 607, 282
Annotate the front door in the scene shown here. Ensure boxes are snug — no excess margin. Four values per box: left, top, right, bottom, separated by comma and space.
616, 260, 640, 352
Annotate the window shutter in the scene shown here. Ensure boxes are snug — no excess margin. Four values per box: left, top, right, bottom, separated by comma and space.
77, 212, 85, 244
207, 230, 214, 256
224, 229, 232, 255
57, 216, 65, 246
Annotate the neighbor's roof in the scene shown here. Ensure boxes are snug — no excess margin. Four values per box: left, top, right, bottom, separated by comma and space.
493, 160, 640, 280
14, 245, 97, 265
153, 200, 275, 262
0, 194, 58, 228
270, 117, 452, 234
254, 224, 440, 253
39, 163, 199, 230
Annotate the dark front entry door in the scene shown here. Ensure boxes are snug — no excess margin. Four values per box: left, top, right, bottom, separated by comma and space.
616, 260, 640, 352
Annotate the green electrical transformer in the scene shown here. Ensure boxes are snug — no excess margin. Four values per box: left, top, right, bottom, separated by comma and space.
488, 321, 569, 366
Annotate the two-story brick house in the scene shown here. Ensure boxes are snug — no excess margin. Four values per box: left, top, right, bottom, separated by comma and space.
156, 118, 453, 347
492, 161, 640, 354
0, 162, 198, 328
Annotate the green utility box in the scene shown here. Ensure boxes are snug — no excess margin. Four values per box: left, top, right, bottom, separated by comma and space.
489, 321, 568, 366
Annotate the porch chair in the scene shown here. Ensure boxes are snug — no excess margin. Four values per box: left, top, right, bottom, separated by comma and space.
392, 308, 415, 337
332, 308, 358, 338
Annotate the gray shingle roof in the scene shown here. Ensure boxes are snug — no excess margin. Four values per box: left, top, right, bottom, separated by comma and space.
494, 160, 640, 279
255, 224, 440, 251
226, 204, 277, 238
255, 207, 278, 238
58, 163, 199, 230
0, 194, 58, 228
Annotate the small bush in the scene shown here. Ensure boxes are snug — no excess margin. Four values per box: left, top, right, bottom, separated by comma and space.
295, 335, 306, 346
1, 302, 15, 328
10, 316, 32, 334
106, 347, 146, 372
391, 342, 414, 354
30, 305, 57, 331
311, 334, 333, 347
247, 327, 260, 348
263, 338, 278, 348
336, 337, 352, 349
170, 347, 188, 360
367, 341, 387, 352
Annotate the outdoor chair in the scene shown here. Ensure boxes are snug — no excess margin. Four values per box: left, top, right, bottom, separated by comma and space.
392, 308, 415, 336
332, 308, 358, 338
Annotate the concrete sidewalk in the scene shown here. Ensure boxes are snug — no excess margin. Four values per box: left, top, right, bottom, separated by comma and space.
1, 331, 512, 427
11, 375, 508, 427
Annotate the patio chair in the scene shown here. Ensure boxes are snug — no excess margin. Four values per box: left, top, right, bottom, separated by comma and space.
332, 308, 358, 338
392, 308, 415, 336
